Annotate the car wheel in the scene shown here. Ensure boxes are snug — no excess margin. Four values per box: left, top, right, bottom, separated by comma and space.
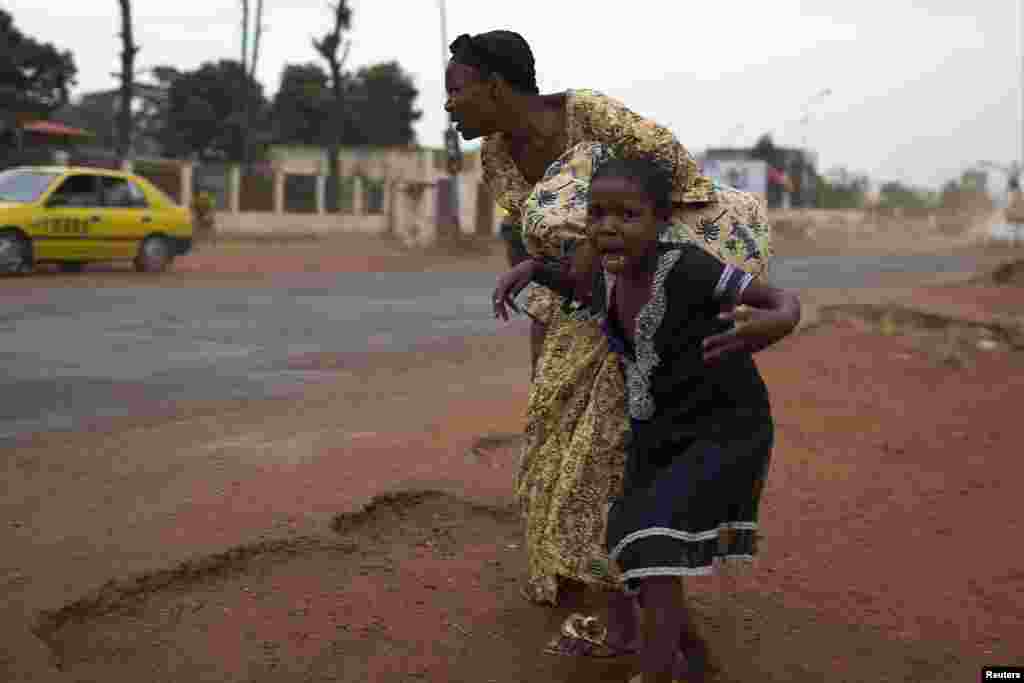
0, 230, 33, 275
59, 261, 85, 273
135, 235, 173, 273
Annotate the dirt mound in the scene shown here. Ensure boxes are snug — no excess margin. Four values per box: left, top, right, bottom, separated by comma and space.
812, 303, 1023, 367
988, 259, 1024, 286
29, 489, 985, 683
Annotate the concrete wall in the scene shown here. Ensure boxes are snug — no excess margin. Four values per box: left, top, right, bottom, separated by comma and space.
125, 146, 492, 248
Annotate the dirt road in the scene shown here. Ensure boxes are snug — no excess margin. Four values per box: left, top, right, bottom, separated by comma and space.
2, 235, 1023, 682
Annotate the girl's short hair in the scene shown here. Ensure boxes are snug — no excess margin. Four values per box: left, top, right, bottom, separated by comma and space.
591, 157, 674, 213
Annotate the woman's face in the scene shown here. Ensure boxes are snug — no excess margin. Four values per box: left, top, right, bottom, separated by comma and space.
588, 176, 663, 276
444, 61, 500, 140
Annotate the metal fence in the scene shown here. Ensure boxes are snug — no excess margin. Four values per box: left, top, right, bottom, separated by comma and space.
284, 174, 317, 214
239, 168, 275, 212
192, 162, 231, 210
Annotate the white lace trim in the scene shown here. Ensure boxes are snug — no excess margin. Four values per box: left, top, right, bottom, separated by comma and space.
626, 249, 682, 420
619, 555, 756, 582
609, 522, 759, 562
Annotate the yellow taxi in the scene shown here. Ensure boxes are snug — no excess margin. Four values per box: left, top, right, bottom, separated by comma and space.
0, 166, 193, 274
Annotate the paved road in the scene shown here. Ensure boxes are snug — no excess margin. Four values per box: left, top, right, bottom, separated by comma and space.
0, 254, 983, 443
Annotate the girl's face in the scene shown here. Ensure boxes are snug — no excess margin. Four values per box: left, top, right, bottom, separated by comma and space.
588, 176, 665, 276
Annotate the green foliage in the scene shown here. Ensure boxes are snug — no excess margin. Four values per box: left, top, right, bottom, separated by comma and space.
191, 191, 217, 233
345, 61, 421, 146
159, 59, 269, 160
815, 167, 870, 209
273, 60, 421, 147
273, 63, 334, 146
0, 9, 77, 118
876, 181, 937, 210
52, 91, 119, 148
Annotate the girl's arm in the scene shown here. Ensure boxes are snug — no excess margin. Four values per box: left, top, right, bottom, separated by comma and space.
492, 259, 577, 322
702, 280, 801, 363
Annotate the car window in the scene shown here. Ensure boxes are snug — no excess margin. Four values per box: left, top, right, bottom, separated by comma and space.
0, 170, 60, 203
101, 177, 149, 208
47, 175, 101, 208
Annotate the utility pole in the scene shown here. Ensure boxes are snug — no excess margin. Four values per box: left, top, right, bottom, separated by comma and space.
1018, 0, 1023, 191
439, 0, 461, 240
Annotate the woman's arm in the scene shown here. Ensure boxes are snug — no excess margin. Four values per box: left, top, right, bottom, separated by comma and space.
492, 260, 577, 322
702, 280, 801, 363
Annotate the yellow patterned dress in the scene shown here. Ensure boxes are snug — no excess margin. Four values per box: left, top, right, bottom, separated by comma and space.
482, 92, 773, 605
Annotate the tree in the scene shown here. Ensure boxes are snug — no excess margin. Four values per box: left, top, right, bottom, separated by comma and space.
751, 133, 791, 207
751, 133, 783, 171
0, 9, 77, 121
815, 167, 870, 209
54, 91, 119, 148
273, 63, 334, 145
273, 60, 421, 148
160, 60, 268, 160
313, 1, 353, 211
345, 61, 421, 146
876, 181, 936, 210
117, 0, 140, 162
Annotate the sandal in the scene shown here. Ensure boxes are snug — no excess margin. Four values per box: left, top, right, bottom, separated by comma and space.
542, 613, 638, 658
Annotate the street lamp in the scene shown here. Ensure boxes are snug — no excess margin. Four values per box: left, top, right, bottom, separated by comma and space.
799, 88, 832, 150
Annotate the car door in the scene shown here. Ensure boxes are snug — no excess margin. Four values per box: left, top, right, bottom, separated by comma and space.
100, 176, 153, 259
34, 174, 113, 262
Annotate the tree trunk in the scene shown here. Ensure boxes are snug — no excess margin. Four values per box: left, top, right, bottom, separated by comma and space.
117, 0, 138, 164
327, 59, 344, 212
314, 2, 352, 213
243, 0, 263, 169
239, 0, 251, 167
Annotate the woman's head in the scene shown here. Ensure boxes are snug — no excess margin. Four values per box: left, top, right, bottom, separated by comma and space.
444, 30, 539, 140
588, 158, 674, 275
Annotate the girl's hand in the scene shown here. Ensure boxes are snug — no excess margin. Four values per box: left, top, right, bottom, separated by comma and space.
493, 260, 537, 321
702, 305, 796, 363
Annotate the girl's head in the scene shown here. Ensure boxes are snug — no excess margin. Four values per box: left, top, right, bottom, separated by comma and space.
588, 158, 674, 275
444, 31, 539, 140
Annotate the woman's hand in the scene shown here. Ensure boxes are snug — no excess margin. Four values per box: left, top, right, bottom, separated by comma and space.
493, 260, 538, 321
702, 304, 798, 363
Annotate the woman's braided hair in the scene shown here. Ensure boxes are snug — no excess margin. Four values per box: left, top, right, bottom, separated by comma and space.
449, 31, 540, 95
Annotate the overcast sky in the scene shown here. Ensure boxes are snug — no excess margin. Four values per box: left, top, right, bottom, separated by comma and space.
7, 0, 1019, 191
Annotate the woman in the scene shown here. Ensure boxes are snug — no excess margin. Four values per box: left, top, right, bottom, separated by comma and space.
445, 28, 772, 660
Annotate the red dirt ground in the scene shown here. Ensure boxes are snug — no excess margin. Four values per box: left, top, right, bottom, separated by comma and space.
4, 237, 1023, 682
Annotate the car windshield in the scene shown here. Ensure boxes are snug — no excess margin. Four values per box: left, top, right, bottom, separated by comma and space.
0, 170, 60, 203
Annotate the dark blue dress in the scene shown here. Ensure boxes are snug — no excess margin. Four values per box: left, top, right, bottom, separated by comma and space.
536, 242, 774, 587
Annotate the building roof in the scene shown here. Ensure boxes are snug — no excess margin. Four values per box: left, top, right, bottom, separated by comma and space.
20, 120, 93, 138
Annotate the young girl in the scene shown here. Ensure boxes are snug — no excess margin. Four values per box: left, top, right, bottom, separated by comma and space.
493, 157, 801, 682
